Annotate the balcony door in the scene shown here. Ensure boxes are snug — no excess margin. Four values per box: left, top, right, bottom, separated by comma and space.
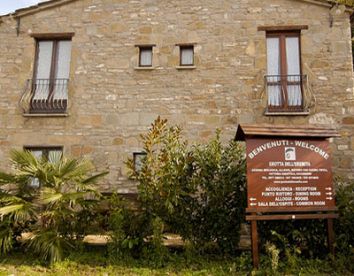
266, 32, 303, 112
32, 39, 72, 113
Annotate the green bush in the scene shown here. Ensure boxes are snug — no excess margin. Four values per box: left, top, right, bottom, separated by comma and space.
259, 219, 327, 259
189, 133, 247, 253
335, 178, 354, 254
106, 193, 149, 260
126, 117, 247, 254
259, 178, 354, 261
0, 150, 107, 264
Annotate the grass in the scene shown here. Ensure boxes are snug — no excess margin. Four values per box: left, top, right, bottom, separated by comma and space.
0, 246, 353, 276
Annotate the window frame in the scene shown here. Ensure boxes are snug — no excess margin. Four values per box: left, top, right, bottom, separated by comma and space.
24, 146, 63, 188
133, 152, 147, 173
138, 46, 153, 67
24, 146, 64, 160
33, 36, 72, 85
265, 30, 304, 112
31, 34, 73, 114
179, 45, 194, 66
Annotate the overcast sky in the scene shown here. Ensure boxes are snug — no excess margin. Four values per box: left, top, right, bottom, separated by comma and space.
0, 0, 44, 15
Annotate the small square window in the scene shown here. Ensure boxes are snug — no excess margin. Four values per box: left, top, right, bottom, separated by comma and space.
139, 46, 153, 67
133, 152, 147, 172
180, 45, 194, 66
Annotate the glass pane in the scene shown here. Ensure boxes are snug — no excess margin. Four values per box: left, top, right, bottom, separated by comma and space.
268, 83, 282, 106
286, 37, 300, 75
287, 84, 302, 106
286, 37, 301, 106
48, 150, 62, 164
266, 38, 281, 106
266, 38, 280, 75
29, 178, 40, 188
34, 41, 53, 100
54, 41, 71, 100
181, 47, 194, 65
134, 153, 146, 172
31, 150, 43, 159
36, 41, 53, 79
56, 41, 72, 79
29, 150, 42, 188
140, 48, 152, 66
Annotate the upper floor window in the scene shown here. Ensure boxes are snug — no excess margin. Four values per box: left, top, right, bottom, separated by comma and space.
21, 33, 74, 114
179, 45, 194, 66
266, 31, 304, 112
139, 46, 153, 67
135, 44, 155, 69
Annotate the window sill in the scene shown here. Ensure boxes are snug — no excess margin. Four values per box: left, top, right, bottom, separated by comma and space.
134, 66, 155, 70
176, 65, 196, 70
23, 113, 68, 118
264, 110, 309, 116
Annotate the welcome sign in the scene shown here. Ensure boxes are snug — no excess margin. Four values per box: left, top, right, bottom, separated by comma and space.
246, 138, 335, 211
235, 125, 339, 268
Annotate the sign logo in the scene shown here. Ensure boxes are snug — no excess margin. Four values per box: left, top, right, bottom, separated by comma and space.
285, 147, 296, 161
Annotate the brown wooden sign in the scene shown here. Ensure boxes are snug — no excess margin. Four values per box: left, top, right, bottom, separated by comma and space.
235, 124, 339, 268
246, 138, 335, 212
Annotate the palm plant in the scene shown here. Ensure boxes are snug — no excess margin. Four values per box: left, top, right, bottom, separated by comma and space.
0, 149, 107, 264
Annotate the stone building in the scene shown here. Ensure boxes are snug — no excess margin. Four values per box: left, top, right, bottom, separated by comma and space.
0, 0, 353, 193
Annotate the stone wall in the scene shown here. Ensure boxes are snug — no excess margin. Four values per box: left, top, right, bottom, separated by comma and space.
0, 0, 353, 192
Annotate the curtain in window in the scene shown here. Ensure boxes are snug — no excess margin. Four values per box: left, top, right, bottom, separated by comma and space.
266, 38, 281, 106
33, 41, 53, 100
286, 37, 302, 106
48, 150, 63, 163
53, 41, 72, 100
181, 47, 194, 65
29, 150, 43, 188
140, 48, 152, 66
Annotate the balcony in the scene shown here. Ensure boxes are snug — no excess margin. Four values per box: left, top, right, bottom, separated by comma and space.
20, 79, 68, 115
265, 75, 307, 113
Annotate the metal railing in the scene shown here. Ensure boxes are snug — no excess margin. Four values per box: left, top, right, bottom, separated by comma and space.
20, 79, 69, 114
265, 75, 306, 112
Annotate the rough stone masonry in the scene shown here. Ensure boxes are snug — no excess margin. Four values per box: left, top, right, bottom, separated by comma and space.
0, 0, 353, 192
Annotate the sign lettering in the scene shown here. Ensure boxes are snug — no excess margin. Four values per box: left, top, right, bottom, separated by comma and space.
246, 138, 335, 211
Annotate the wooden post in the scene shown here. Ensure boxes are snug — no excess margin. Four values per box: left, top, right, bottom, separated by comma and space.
251, 213, 259, 269
327, 218, 335, 256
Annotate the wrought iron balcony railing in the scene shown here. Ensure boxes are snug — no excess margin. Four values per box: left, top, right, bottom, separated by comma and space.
265, 75, 307, 112
20, 79, 69, 114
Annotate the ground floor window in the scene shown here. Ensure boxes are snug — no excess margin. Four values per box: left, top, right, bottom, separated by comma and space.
24, 146, 63, 187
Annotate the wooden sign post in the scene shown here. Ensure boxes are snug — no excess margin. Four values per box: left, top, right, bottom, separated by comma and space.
235, 125, 339, 268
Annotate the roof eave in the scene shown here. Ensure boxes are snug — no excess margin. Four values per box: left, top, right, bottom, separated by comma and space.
0, 0, 79, 20
235, 124, 340, 141
0, 0, 352, 21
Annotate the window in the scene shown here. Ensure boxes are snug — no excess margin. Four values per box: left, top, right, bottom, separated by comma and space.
266, 31, 304, 112
133, 152, 146, 172
180, 45, 194, 66
24, 146, 63, 188
31, 36, 72, 113
139, 46, 153, 67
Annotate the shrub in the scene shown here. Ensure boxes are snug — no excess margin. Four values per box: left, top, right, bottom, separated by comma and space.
259, 219, 327, 259
106, 193, 149, 260
0, 150, 107, 264
126, 117, 247, 254
334, 178, 354, 254
189, 133, 247, 253
259, 178, 354, 260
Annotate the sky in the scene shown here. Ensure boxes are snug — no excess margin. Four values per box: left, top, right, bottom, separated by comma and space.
0, 0, 44, 15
